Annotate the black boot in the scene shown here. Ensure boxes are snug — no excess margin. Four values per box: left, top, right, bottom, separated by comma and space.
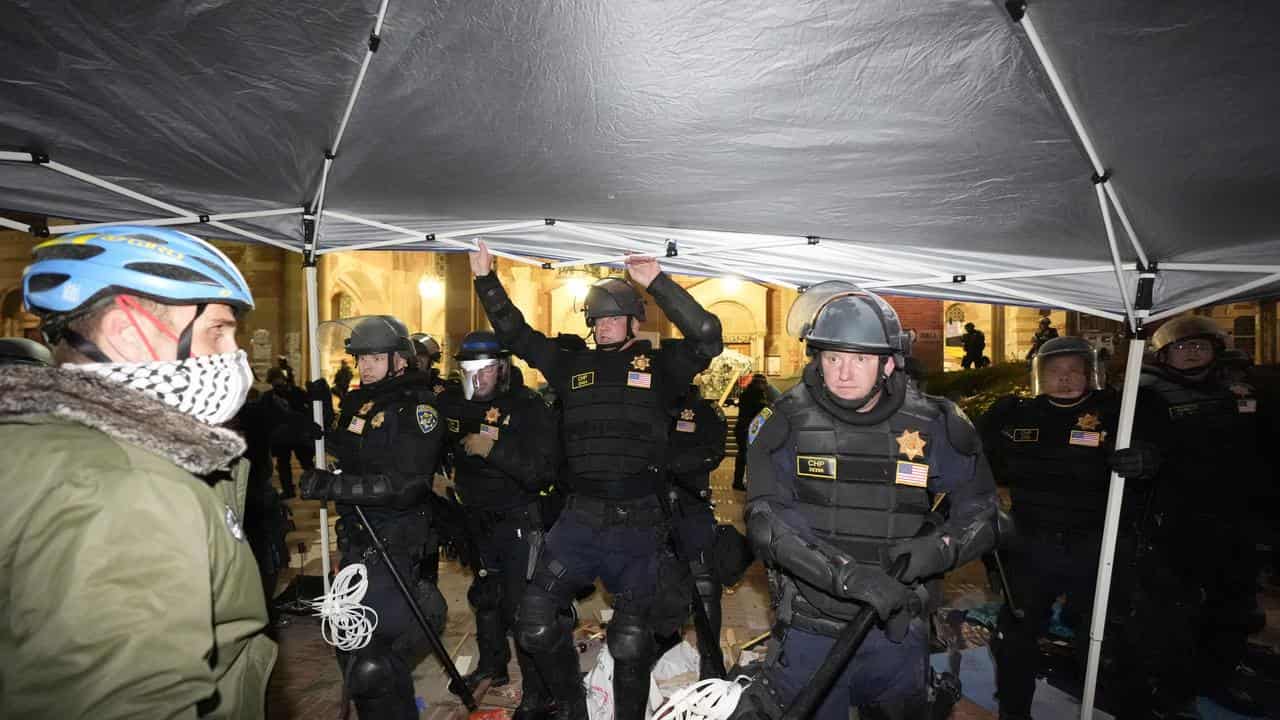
449, 608, 510, 695
613, 656, 655, 720
694, 576, 724, 680
513, 648, 553, 720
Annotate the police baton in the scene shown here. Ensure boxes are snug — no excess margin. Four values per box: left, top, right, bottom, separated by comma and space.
351, 505, 478, 711
658, 486, 728, 679
780, 495, 946, 720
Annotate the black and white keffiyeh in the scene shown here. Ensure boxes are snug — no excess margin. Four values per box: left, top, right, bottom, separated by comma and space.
66, 349, 254, 426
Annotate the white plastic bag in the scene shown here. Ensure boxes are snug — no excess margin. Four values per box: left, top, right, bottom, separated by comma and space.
586, 642, 700, 720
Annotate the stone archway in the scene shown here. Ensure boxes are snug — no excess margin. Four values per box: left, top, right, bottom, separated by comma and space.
1, 286, 40, 339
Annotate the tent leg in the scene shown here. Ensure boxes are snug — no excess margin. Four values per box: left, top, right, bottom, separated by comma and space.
304, 263, 331, 595
1080, 334, 1147, 718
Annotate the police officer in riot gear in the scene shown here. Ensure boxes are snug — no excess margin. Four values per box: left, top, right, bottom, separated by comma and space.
1025, 317, 1059, 361
666, 383, 729, 679
980, 336, 1123, 720
300, 315, 446, 720
436, 331, 560, 718
411, 332, 449, 394
1111, 316, 1269, 717
470, 240, 723, 720
737, 282, 998, 720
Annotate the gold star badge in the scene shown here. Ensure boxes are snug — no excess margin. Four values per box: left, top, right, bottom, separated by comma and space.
370, 411, 385, 429
631, 355, 651, 371
1076, 412, 1101, 431
680, 408, 695, 421
485, 406, 502, 424
896, 429, 927, 462
358, 401, 374, 415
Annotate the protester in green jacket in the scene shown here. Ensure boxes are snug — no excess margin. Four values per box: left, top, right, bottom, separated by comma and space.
0, 225, 276, 719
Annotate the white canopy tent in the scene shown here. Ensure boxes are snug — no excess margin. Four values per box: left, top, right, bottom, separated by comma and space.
3, 1, 1278, 715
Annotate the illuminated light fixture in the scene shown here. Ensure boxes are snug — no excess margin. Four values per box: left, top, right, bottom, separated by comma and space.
722, 276, 743, 293
566, 277, 590, 302
417, 275, 444, 299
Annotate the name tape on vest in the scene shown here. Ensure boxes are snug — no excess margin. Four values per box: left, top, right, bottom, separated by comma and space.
572, 371, 595, 390
796, 455, 837, 479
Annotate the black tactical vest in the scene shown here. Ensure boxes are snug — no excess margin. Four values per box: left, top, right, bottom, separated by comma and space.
559, 343, 670, 499
991, 392, 1115, 534
330, 371, 437, 527
776, 383, 938, 567
439, 386, 540, 509
1140, 368, 1260, 515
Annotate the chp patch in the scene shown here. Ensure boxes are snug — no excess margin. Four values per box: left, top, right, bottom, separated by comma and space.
448, 417, 461, 433
796, 454, 837, 479
572, 371, 595, 390
747, 407, 773, 445
416, 404, 439, 434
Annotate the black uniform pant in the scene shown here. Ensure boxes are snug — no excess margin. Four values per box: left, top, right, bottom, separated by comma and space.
336, 513, 445, 720
464, 504, 544, 699
665, 505, 722, 679
994, 530, 1113, 716
516, 496, 676, 720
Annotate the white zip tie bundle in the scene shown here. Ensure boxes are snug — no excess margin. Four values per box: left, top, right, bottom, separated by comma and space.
309, 563, 378, 652
652, 676, 753, 720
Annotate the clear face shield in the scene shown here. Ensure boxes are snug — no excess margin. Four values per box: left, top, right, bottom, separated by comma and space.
459, 357, 508, 400
785, 280, 864, 339
1031, 348, 1105, 399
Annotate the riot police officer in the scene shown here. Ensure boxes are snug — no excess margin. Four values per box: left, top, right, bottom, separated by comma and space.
980, 336, 1122, 719
666, 383, 729, 679
300, 315, 447, 719
1025, 316, 1059, 361
1111, 316, 1269, 717
737, 282, 997, 720
436, 331, 559, 718
469, 240, 723, 720
411, 332, 449, 394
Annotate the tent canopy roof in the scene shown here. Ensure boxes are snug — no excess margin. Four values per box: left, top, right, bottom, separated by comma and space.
2, 0, 1278, 319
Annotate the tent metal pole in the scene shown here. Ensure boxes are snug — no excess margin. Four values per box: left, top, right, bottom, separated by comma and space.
1147, 270, 1280, 322
668, 256, 800, 290
52, 207, 302, 234
1158, 262, 1280, 274
1014, 6, 1151, 269
1096, 182, 1138, 332
859, 264, 1115, 289
1080, 269, 1154, 719
316, 212, 545, 264
0, 150, 34, 162
550, 236, 814, 270
40, 160, 300, 252
0, 215, 30, 232
304, 260, 332, 596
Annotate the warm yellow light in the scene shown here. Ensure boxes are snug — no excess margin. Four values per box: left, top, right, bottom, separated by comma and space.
722, 276, 743, 293
418, 276, 444, 299
566, 277, 590, 302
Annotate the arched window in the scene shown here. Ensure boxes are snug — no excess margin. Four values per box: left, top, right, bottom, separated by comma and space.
1233, 316, 1256, 357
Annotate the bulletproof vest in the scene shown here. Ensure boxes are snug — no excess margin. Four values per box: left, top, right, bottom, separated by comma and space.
1139, 368, 1260, 509
776, 383, 938, 567
991, 392, 1114, 534
439, 386, 540, 509
559, 342, 670, 500
669, 397, 721, 498
330, 371, 435, 527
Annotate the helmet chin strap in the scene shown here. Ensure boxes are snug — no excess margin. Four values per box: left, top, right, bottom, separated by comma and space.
60, 295, 197, 363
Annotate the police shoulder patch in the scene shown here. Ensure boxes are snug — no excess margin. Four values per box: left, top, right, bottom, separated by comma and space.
416, 404, 439, 434
747, 406, 773, 446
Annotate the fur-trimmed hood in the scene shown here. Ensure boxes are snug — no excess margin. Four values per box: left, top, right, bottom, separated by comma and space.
0, 364, 245, 475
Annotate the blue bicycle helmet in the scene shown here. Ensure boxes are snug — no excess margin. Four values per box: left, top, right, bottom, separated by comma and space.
23, 225, 255, 317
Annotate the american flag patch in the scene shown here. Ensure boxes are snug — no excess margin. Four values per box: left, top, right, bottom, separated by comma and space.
626, 371, 652, 389
1069, 430, 1101, 447
675, 420, 696, 433
895, 461, 928, 488
480, 423, 500, 439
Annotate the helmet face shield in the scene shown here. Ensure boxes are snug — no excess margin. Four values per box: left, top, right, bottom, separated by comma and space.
1031, 342, 1104, 398
459, 357, 508, 400
786, 281, 909, 358
785, 281, 862, 339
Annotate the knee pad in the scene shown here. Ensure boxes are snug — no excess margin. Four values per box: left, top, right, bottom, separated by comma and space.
516, 590, 571, 654
468, 574, 503, 612
694, 574, 721, 604
347, 651, 399, 699
607, 612, 656, 664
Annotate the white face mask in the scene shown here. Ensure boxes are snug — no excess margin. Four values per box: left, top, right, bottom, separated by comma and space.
68, 349, 254, 426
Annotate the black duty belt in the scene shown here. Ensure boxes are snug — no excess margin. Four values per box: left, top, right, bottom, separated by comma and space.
567, 494, 666, 527
463, 501, 542, 529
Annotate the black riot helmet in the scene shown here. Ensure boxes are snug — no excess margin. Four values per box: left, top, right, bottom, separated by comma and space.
787, 281, 911, 366
410, 332, 442, 369
0, 337, 53, 366
455, 330, 512, 400
345, 315, 414, 361
582, 277, 646, 326
1030, 336, 1104, 398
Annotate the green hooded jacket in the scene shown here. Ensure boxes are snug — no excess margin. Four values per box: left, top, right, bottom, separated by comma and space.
0, 364, 277, 719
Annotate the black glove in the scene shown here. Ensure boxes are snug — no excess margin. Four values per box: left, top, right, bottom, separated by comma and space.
307, 422, 325, 440
831, 561, 913, 620
307, 378, 331, 404
1110, 444, 1161, 479
299, 469, 338, 501
886, 533, 956, 583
